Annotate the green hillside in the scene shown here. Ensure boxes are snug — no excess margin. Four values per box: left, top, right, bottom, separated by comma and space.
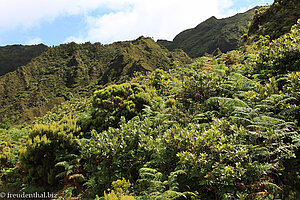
0, 37, 191, 123
157, 7, 256, 58
1, 1, 300, 200
0, 44, 48, 76
248, 0, 300, 40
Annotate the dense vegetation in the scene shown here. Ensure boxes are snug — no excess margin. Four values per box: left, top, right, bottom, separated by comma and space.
1, 1, 300, 199
0, 37, 191, 123
0, 44, 48, 76
248, 0, 300, 41
158, 8, 256, 58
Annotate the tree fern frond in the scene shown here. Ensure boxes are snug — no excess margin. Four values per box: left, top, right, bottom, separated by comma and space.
257, 181, 280, 190
279, 97, 297, 104
69, 174, 85, 180
254, 104, 273, 109
207, 97, 250, 115
159, 190, 187, 200
292, 134, 300, 148
253, 115, 285, 127
230, 116, 254, 126
55, 161, 69, 168
273, 121, 296, 129
247, 124, 268, 131
55, 171, 66, 179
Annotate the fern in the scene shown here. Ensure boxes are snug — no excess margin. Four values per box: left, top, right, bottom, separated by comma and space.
292, 134, 300, 148
167, 170, 186, 191
137, 168, 192, 199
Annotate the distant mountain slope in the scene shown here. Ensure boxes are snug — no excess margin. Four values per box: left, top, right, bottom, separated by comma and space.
0, 37, 191, 123
248, 0, 300, 40
0, 44, 48, 76
157, 8, 256, 58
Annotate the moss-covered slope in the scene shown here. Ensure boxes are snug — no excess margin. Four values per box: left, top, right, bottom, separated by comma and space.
0, 44, 48, 76
248, 0, 300, 40
0, 37, 191, 123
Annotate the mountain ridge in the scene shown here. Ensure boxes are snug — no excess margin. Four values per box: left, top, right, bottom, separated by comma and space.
157, 7, 257, 57
0, 44, 48, 76
0, 37, 191, 123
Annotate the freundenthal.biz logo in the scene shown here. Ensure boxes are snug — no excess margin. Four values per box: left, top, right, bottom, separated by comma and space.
0, 192, 57, 199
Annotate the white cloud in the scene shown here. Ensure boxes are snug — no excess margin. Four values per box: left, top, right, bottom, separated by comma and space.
66, 0, 239, 44
1, 0, 256, 44
0, 0, 133, 30
27, 37, 43, 45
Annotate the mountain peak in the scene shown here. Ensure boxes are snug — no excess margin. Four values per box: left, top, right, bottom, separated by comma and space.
208, 16, 217, 20
158, 7, 256, 58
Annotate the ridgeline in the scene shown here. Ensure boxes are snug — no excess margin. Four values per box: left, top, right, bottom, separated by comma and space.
0, 37, 191, 123
157, 7, 256, 57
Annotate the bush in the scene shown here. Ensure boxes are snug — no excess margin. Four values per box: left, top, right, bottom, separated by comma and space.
104, 178, 135, 200
91, 83, 154, 131
0, 116, 11, 130
0, 142, 10, 169
19, 116, 81, 186
254, 20, 300, 77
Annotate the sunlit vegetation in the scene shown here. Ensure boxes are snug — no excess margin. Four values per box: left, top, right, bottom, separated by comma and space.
0, 37, 191, 124
0, 2, 300, 200
248, 0, 300, 41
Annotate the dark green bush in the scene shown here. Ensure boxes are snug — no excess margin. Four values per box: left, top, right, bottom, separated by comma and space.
0, 116, 11, 130
19, 116, 80, 186
0, 142, 10, 169
91, 83, 154, 131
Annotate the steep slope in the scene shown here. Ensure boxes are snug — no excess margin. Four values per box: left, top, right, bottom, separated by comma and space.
248, 0, 300, 40
0, 37, 191, 123
157, 8, 256, 58
0, 44, 48, 76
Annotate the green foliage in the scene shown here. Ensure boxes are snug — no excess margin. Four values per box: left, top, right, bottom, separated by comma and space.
56, 186, 77, 200
0, 115, 11, 130
103, 178, 135, 200
55, 154, 85, 194
137, 168, 193, 200
2, 9, 300, 200
0, 44, 48, 76
254, 20, 300, 77
0, 37, 190, 124
19, 116, 80, 186
0, 127, 28, 168
0, 142, 10, 169
176, 118, 295, 199
81, 116, 156, 196
91, 83, 154, 131
248, 0, 300, 40
180, 67, 224, 108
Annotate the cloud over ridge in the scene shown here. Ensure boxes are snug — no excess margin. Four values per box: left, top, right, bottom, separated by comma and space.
0, 0, 272, 45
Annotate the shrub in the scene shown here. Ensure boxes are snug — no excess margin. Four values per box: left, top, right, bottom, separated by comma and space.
19, 116, 81, 186
104, 178, 135, 200
0, 142, 10, 169
91, 83, 154, 131
254, 20, 300, 77
0, 116, 11, 130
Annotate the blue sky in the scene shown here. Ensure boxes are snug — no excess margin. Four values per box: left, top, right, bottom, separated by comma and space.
0, 0, 273, 46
